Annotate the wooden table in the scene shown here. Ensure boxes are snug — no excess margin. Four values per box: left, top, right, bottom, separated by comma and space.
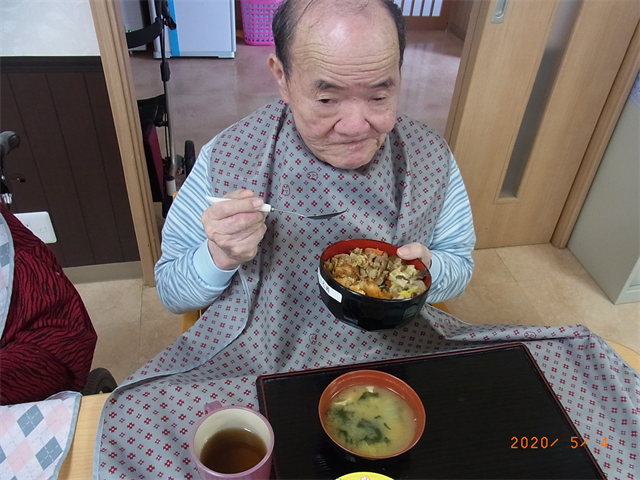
58, 393, 109, 480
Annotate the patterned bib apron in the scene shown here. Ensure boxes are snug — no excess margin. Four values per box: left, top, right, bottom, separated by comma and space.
95, 103, 639, 480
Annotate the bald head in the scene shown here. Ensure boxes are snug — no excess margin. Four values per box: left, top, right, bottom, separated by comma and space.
267, 0, 403, 169
272, 0, 406, 81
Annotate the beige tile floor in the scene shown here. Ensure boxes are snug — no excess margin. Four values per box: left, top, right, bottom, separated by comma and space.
77, 31, 639, 385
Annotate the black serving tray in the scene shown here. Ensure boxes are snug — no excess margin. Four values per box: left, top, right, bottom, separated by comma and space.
256, 344, 605, 479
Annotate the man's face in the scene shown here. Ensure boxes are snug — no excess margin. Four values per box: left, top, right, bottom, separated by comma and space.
269, 8, 401, 170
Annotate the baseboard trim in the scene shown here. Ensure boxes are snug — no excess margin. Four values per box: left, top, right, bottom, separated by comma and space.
64, 261, 143, 284
615, 284, 640, 305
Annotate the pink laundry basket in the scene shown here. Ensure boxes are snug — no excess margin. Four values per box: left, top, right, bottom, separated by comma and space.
240, 0, 283, 46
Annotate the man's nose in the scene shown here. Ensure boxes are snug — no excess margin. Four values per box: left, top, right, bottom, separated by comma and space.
334, 102, 371, 136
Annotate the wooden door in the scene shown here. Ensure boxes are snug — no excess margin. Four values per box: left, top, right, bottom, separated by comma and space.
446, 0, 640, 248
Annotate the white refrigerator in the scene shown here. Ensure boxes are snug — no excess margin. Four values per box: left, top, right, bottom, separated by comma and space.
151, 0, 236, 58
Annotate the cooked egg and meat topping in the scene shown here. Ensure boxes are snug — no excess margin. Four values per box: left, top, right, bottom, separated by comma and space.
323, 247, 427, 300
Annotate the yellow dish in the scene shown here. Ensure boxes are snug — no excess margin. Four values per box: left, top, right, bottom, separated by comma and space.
338, 472, 394, 480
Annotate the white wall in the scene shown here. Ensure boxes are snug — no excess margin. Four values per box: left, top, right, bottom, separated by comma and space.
0, 0, 99, 56
567, 69, 640, 304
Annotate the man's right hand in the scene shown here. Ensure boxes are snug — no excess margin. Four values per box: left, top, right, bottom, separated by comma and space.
201, 189, 268, 271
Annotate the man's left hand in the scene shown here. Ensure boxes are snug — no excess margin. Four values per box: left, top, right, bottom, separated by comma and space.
397, 242, 432, 268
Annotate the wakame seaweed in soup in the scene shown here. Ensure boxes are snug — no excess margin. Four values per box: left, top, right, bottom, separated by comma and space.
324, 385, 416, 457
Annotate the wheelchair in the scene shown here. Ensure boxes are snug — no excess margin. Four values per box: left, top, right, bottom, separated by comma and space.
125, 0, 196, 218
82, 368, 118, 395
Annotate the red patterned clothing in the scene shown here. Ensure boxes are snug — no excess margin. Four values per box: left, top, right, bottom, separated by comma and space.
0, 209, 96, 405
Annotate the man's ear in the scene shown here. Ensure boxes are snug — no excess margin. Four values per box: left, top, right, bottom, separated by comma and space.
268, 53, 290, 103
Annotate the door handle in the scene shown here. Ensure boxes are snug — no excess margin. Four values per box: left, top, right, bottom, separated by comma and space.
492, 0, 509, 23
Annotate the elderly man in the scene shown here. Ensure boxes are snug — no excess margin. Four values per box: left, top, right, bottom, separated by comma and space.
155, 0, 475, 316
96, 3, 638, 478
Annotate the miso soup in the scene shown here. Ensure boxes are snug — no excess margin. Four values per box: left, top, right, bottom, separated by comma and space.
324, 384, 417, 457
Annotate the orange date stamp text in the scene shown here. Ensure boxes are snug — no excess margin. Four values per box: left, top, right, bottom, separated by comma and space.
510, 436, 609, 449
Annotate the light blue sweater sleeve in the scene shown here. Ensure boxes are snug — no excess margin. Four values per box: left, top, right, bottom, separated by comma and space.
154, 138, 238, 314
425, 158, 476, 303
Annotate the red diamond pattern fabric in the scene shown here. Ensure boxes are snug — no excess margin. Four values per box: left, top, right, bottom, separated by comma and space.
94, 103, 639, 479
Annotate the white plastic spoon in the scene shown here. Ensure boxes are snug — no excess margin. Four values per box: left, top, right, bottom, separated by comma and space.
205, 196, 347, 221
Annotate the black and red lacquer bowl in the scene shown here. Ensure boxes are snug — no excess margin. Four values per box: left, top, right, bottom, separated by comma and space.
318, 239, 431, 331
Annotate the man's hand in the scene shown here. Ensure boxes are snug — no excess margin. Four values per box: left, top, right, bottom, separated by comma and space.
201, 189, 267, 271
397, 242, 432, 269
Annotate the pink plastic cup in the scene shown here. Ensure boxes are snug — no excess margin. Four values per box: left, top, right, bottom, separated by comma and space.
190, 401, 275, 480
